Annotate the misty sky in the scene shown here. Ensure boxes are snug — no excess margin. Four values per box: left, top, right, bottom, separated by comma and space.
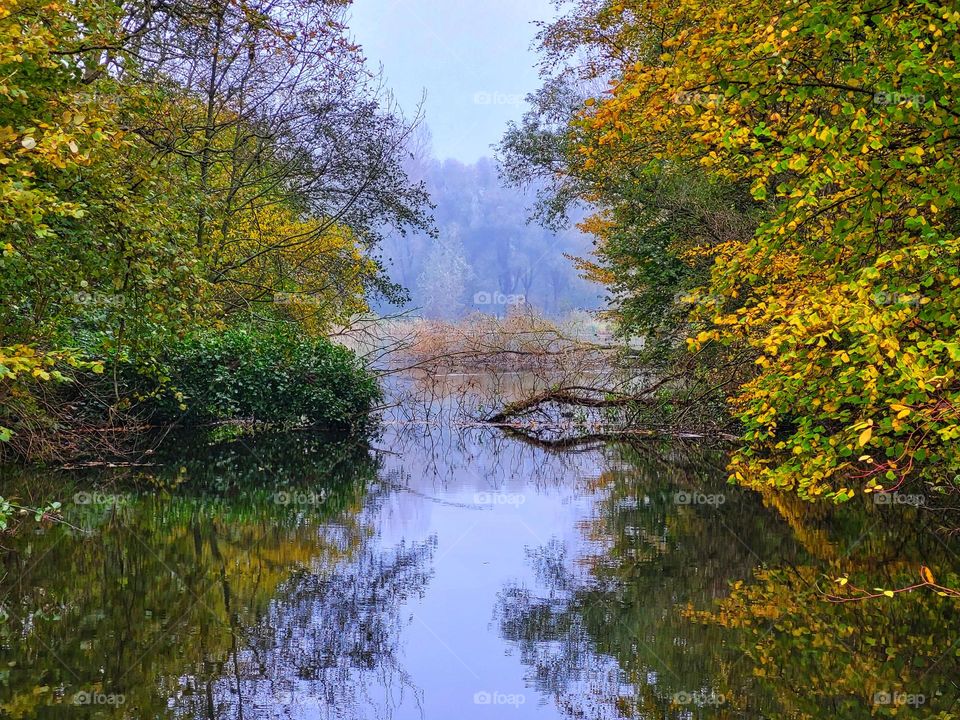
349, 0, 556, 163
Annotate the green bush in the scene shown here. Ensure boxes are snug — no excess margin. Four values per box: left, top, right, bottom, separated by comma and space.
150, 328, 380, 430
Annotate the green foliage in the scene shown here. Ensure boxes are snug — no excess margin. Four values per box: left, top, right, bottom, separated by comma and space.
0, 345, 103, 456
0, 496, 62, 531
0, 431, 395, 718
0, 0, 201, 359
0, 0, 430, 457
508, 0, 960, 501
148, 328, 380, 430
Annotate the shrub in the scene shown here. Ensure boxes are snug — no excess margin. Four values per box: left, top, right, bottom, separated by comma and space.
150, 327, 380, 430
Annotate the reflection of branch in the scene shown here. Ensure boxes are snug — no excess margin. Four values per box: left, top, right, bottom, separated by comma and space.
485, 387, 654, 424
496, 424, 735, 451
823, 567, 960, 603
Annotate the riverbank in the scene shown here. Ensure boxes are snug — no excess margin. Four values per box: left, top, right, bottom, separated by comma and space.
0, 326, 380, 465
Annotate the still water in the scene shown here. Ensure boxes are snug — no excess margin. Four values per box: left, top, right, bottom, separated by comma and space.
0, 416, 958, 718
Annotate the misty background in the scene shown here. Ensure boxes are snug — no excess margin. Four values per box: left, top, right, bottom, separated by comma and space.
349, 0, 603, 319
376, 131, 601, 319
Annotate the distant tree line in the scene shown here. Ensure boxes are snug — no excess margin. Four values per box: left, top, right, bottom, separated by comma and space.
378, 143, 602, 319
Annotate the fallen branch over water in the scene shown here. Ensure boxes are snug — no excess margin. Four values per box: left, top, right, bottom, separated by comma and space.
378, 311, 739, 444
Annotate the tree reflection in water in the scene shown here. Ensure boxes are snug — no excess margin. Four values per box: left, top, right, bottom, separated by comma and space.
181, 537, 436, 720
495, 443, 960, 719
0, 432, 435, 720
0, 426, 957, 719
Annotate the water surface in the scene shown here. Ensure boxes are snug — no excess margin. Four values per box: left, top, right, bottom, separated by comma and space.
1, 420, 958, 718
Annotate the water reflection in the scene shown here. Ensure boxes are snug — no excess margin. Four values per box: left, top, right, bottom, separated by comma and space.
0, 432, 435, 719
0, 427, 957, 719
496, 443, 960, 718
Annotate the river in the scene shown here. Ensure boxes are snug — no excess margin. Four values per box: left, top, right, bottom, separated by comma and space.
0, 379, 957, 718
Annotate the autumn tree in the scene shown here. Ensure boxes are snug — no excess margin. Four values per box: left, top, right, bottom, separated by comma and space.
0, 0, 431, 456
504, 0, 960, 501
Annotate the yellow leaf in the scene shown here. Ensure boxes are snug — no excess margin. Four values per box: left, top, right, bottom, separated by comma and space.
858, 427, 873, 447
920, 566, 936, 584
891, 403, 911, 419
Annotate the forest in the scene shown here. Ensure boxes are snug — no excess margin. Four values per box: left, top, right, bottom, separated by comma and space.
499, 0, 960, 506
0, 0, 957, 518
1, 0, 959, 718
378, 148, 601, 318
0, 0, 957, 522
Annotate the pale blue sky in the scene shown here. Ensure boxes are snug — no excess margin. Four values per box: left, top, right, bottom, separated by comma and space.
349, 0, 556, 163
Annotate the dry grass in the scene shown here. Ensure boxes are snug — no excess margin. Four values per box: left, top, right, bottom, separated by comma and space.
396, 310, 612, 374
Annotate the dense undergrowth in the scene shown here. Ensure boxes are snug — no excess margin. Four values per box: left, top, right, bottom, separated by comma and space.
0, 326, 380, 463
149, 328, 380, 429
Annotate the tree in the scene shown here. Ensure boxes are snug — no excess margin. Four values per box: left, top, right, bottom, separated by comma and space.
0, 0, 432, 456
416, 226, 470, 319
504, 0, 960, 501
